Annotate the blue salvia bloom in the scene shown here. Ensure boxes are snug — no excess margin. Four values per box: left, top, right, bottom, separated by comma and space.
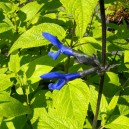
40, 72, 81, 90
42, 32, 74, 60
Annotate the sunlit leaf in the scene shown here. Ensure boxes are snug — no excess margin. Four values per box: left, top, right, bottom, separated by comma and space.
52, 79, 90, 128
9, 23, 66, 54
105, 115, 129, 129
60, 0, 98, 37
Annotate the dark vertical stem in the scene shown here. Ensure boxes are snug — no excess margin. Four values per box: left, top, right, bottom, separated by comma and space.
100, 0, 106, 66
92, 0, 106, 129
64, 21, 76, 73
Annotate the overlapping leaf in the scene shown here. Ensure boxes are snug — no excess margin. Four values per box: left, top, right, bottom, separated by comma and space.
0, 92, 31, 118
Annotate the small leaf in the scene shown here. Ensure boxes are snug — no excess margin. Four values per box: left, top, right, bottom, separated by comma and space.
8, 51, 20, 73
9, 23, 66, 54
19, 1, 43, 21
105, 115, 129, 129
0, 23, 11, 33
118, 95, 129, 115
0, 92, 31, 118
107, 90, 120, 116
0, 74, 13, 91
124, 50, 129, 69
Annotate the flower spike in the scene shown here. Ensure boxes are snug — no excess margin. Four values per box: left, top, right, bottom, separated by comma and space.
42, 32, 74, 60
40, 72, 81, 90
40, 67, 99, 90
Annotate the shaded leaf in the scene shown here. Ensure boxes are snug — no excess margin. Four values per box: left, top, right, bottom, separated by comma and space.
0, 92, 31, 118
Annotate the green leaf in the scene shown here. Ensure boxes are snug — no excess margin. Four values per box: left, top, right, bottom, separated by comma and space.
118, 95, 129, 115
1, 115, 27, 129
31, 90, 52, 108
8, 51, 20, 73
105, 115, 129, 129
0, 74, 13, 91
77, 43, 96, 56
52, 79, 90, 128
31, 108, 79, 129
0, 23, 12, 33
77, 37, 101, 51
21, 55, 66, 83
124, 50, 129, 69
0, 92, 31, 118
107, 90, 120, 116
19, 1, 43, 21
9, 23, 66, 54
89, 85, 108, 116
103, 72, 120, 98
60, 0, 98, 37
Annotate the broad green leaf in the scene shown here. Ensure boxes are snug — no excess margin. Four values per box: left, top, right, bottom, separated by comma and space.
0, 74, 13, 91
107, 90, 120, 116
19, 1, 43, 21
8, 51, 20, 73
9, 23, 66, 54
105, 115, 129, 129
21, 55, 66, 83
60, 0, 98, 37
52, 79, 90, 128
0, 23, 11, 33
31, 108, 79, 129
0, 92, 31, 118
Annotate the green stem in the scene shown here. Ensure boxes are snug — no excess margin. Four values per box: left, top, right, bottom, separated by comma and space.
64, 21, 76, 73
92, 0, 106, 129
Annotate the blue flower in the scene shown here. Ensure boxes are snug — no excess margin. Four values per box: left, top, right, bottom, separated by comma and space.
40, 72, 81, 90
42, 32, 74, 60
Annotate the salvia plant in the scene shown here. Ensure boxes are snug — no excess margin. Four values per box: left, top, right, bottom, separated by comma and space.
0, 0, 129, 129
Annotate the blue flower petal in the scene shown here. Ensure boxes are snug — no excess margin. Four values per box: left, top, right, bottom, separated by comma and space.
42, 32, 62, 48
42, 32, 74, 57
40, 72, 81, 90
48, 50, 61, 60
40, 72, 65, 79
61, 45, 74, 56
65, 72, 81, 81
48, 79, 66, 90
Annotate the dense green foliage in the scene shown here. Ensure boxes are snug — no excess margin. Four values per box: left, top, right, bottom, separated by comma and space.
0, 0, 129, 129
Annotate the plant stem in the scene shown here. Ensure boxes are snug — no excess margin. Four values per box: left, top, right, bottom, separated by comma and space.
65, 21, 76, 73
92, 0, 106, 129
